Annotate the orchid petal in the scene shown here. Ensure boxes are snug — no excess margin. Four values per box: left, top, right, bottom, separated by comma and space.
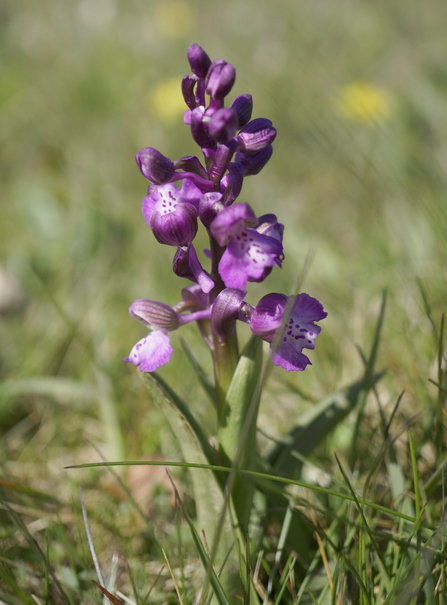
124, 330, 173, 372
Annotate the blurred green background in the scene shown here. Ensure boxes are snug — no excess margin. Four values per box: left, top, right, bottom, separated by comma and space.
1, 0, 447, 591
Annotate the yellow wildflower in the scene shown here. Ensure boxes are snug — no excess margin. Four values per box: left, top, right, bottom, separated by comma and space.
336, 81, 393, 125
150, 78, 185, 122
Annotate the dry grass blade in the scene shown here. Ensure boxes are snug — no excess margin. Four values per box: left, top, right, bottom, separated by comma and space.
162, 549, 184, 605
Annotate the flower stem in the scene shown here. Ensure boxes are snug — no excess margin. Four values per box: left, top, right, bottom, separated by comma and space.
213, 331, 239, 413
208, 231, 240, 410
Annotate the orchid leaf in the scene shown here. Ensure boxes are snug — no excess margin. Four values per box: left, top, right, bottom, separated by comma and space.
269, 372, 383, 479
179, 335, 217, 408
140, 372, 240, 600
149, 371, 216, 465
217, 335, 263, 529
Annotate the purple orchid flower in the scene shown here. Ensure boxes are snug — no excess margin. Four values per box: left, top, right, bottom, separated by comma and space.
125, 291, 214, 372
126, 45, 327, 380
142, 179, 203, 246
249, 292, 327, 372
209, 203, 284, 290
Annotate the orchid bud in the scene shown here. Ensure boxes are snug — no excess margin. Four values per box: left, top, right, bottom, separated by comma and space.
208, 139, 237, 184
231, 94, 253, 129
129, 299, 180, 331
208, 108, 238, 144
199, 192, 224, 228
136, 148, 175, 185
187, 44, 212, 78
211, 288, 246, 338
255, 214, 284, 241
235, 145, 273, 176
206, 59, 236, 100
221, 161, 244, 206
249, 293, 287, 342
236, 118, 277, 154
190, 106, 215, 148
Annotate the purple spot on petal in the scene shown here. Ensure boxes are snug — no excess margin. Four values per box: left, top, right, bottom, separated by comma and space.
300, 329, 307, 333
283, 337, 287, 342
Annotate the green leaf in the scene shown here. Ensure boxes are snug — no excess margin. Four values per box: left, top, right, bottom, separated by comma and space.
268, 372, 383, 479
217, 335, 263, 529
168, 476, 231, 605
147, 371, 217, 465
179, 336, 217, 409
139, 372, 241, 601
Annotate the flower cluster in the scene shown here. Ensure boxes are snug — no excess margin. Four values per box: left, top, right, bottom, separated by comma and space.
125, 45, 326, 373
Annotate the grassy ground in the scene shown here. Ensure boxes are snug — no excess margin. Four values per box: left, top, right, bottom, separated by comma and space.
1, 0, 447, 602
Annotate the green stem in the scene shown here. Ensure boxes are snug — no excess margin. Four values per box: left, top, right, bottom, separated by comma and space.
207, 230, 241, 412
213, 332, 239, 413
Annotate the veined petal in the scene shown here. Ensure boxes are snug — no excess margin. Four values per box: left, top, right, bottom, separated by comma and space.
209, 202, 257, 246
218, 226, 284, 289
142, 179, 202, 246
250, 292, 327, 372
124, 330, 173, 372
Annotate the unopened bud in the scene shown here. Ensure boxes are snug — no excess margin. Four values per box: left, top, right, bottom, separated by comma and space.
221, 161, 244, 206
190, 106, 215, 148
199, 192, 224, 228
235, 145, 273, 176
208, 108, 238, 144
136, 148, 175, 185
236, 118, 277, 154
231, 94, 253, 129
206, 59, 236, 101
211, 288, 246, 338
187, 44, 212, 78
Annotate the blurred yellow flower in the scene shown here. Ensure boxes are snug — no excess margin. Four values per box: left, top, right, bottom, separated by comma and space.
336, 82, 393, 125
154, 1, 194, 39
150, 78, 185, 122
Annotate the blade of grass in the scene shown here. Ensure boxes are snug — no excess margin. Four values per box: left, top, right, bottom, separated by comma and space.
262, 485, 298, 605
87, 439, 163, 556
348, 290, 387, 468
45, 536, 50, 605
335, 454, 392, 588
436, 314, 445, 453
80, 487, 105, 589
66, 459, 422, 526
124, 559, 140, 605
163, 549, 184, 605
273, 554, 296, 605
0, 497, 73, 605
166, 472, 230, 605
